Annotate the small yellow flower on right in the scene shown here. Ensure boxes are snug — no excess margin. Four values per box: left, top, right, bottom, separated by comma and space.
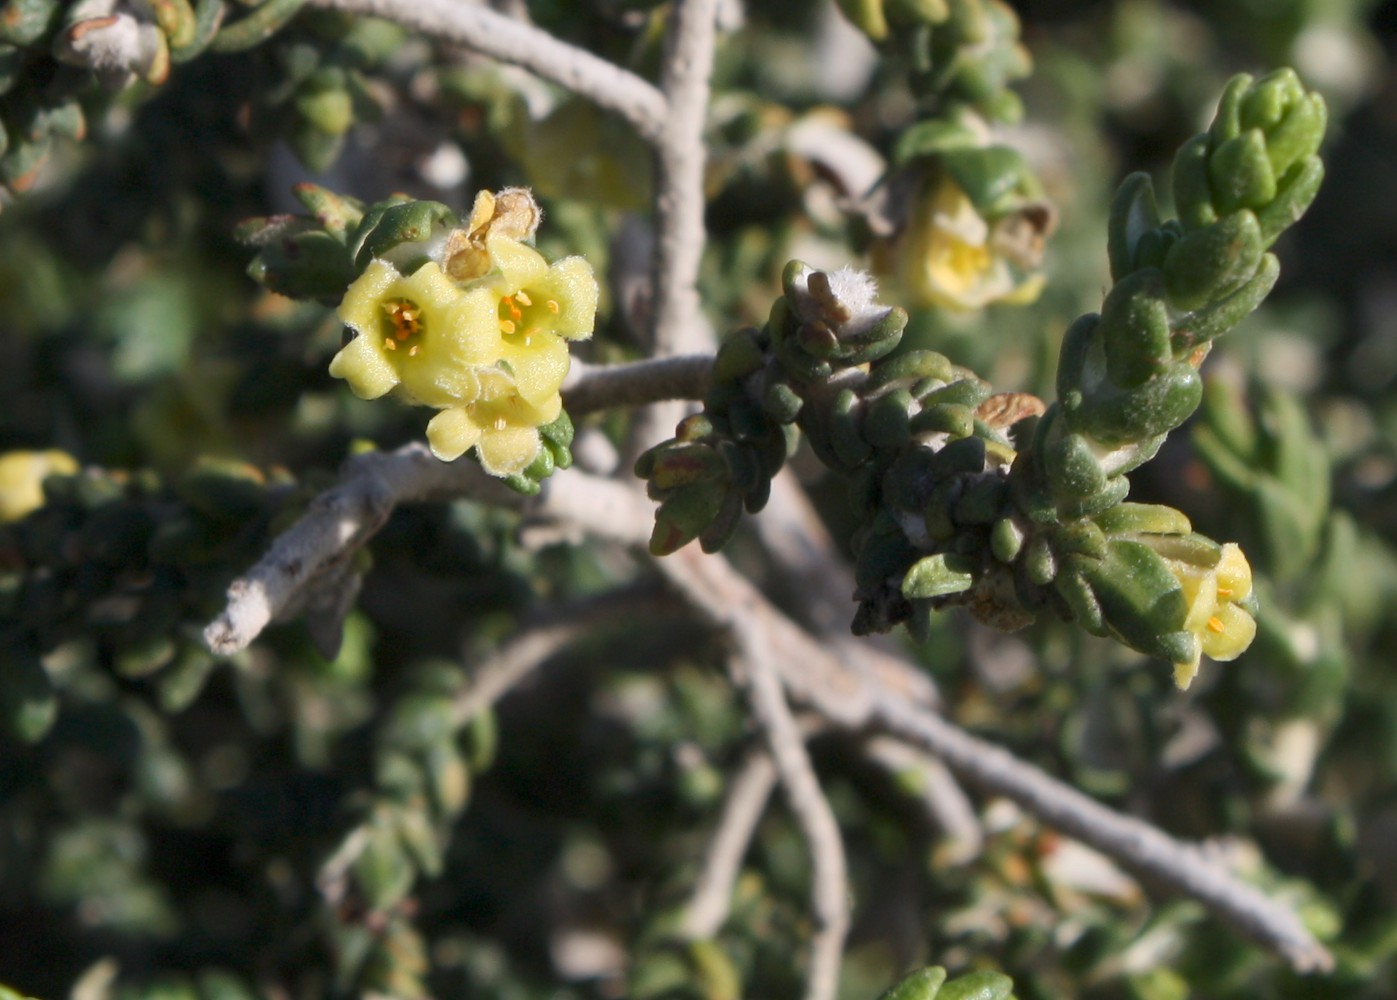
1166, 542, 1258, 689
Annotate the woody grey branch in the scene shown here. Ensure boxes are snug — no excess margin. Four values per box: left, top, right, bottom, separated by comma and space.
203, 446, 653, 655
628, 0, 722, 455
659, 544, 1333, 975
313, 0, 668, 143
563, 354, 713, 418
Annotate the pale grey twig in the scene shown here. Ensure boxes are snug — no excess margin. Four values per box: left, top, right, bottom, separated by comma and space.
756, 475, 979, 857
452, 590, 680, 727
630, 0, 722, 453
651, 0, 719, 358
679, 748, 778, 940
203, 445, 652, 655
870, 695, 1334, 973
563, 354, 713, 419
730, 622, 849, 1000
662, 546, 850, 1000
312, 0, 668, 143
753, 470, 863, 637
755, 473, 977, 853
658, 544, 1332, 974
316, 825, 372, 905
863, 736, 983, 866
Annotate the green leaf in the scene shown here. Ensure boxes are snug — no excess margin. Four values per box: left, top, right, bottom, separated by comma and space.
902, 553, 975, 599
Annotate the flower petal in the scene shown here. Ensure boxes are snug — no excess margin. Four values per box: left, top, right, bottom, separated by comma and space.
337, 259, 400, 334
401, 362, 482, 410
487, 235, 549, 291
476, 424, 542, 477
1177, 565, 1220, 635
426, 407, 484, 462
1201, 603, 1257, 662
1216, 543, 1253, 601
446, 289, 507, 366
329, 333, 400, 400
1172, 646, 1203, 690
533, 256, 599, 340
0, 449, 78, 522
500, 332, 570, 406
527, 391, 563, 425
401, 260, 468, 312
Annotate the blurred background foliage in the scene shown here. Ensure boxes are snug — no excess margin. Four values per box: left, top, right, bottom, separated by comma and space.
2, 0, 1397, 997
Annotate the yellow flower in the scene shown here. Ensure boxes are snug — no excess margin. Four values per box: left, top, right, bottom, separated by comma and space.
0, 449, 79, 522
330, 231, 595, 413
880, 173, 1047, 312
476, 234, 598, 343
329, 259, 483, 408
327, 187, 598, 483
425, 368, 563, 474
443, 235, 599, 409
1168, 542, 1257, 689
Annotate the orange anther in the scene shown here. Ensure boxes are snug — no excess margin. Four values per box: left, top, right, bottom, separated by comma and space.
1206, 616, 1225, 634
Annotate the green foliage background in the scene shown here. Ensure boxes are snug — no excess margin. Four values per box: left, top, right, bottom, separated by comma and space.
2, 0, 1397, 997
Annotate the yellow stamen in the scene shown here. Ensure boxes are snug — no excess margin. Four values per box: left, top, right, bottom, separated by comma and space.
384, 338, 397, 351
515, 290, 532, 306
546, 299, 559, 314
408, 345, 419, 357
1206, 616, 1225, 634
493, 417, 507, 431
1217, 587, 1233, 598
384, 300, 422, 341
500, 319, 516, 335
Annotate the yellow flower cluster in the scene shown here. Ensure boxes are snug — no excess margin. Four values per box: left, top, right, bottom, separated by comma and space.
876, 172, 1049, 312
328, 190, 597, 478
0, 449, 78, 522
1167, 542, 1258, 689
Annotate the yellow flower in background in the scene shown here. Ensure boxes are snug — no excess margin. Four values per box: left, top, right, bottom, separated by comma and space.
0, 450, 78, 522
426, 369, 563, 473
1168, 542, 1257, 689
893, 174, 1046, 312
